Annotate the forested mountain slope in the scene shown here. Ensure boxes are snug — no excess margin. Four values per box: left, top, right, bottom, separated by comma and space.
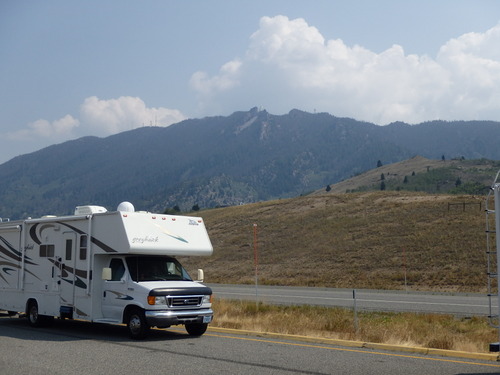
0, 108, 499, 219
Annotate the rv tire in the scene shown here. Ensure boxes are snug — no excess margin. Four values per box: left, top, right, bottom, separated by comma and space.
27, 300, 53, 327
127, 308, 149, 340
185, 323, 208, 336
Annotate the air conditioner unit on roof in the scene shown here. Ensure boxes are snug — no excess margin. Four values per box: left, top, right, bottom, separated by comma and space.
74, 205, 107, 215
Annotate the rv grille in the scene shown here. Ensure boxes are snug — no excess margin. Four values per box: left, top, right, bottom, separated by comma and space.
167, 295, 203, 308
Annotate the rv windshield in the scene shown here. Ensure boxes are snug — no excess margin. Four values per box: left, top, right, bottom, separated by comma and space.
126, 256, 192, 282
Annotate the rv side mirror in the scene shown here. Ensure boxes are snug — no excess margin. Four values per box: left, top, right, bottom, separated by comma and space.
197, 269, 204, 282
102, 267, 112, 281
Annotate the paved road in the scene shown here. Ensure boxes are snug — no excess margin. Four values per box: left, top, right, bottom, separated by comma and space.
1, 314, 499, 375
207, 284, 496, 316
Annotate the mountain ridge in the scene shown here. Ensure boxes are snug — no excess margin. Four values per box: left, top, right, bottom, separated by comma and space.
1, 108, 500, 219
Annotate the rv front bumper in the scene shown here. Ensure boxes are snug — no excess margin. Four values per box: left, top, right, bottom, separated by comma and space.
145, 308, 213, 327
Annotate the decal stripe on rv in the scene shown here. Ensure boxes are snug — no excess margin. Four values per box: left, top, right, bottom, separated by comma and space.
58, 222, 118, 253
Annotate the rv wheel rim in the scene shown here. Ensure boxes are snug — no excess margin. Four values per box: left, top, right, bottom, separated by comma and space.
129, 315, 141, 333
30, 306, 38, 323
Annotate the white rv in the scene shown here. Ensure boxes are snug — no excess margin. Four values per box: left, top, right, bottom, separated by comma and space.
0, 202, 213, 339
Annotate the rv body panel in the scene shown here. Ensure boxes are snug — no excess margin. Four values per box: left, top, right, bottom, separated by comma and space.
1, 216, 98, 320
91, 212, 213, 256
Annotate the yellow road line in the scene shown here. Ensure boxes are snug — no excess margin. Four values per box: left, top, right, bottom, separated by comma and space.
201, 330, 500, 369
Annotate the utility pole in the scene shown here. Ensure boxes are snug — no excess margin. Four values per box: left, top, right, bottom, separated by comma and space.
253, 223, 259, 307
493, 184, 500, 350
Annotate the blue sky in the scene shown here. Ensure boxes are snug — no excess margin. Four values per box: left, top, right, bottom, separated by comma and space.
1, 0, 500, 163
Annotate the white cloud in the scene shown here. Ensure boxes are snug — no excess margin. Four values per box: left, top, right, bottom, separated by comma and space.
437, 25, 500, 119
190, 60, 242, 96
7, 114, 80, 140
2, 97, 185, 162
190, 15, 500, 124
80, 96, 186, 135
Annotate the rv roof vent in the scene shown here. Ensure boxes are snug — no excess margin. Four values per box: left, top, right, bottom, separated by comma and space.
74, 205, 107, 216
117, 201, 135, 213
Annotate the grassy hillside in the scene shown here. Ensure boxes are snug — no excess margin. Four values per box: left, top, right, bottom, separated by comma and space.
182, 190, 489, 292
319, 156, 500, 195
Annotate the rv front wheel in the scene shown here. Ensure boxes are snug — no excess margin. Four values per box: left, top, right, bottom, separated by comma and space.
185, 323, 208, 336
127, 308, 149, 340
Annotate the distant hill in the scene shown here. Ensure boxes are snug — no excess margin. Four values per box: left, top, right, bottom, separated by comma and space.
1, 107, 500, 219
318, 156, 500, 195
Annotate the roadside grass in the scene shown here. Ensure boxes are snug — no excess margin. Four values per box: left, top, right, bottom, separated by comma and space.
211, 298, 498, 353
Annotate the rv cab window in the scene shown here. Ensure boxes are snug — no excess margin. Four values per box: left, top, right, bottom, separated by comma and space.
109, 259, 125, 281
126, 256, 192, 282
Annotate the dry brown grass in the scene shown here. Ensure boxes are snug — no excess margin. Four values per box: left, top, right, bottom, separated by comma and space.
180, 188, 499, 353
181, 191, 487, 292
178, 184, 497, 352
211, 298, 498, 353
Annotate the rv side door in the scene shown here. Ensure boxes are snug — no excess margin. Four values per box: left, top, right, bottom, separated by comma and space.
101, 258, 129, 322
58, 232, 77, 307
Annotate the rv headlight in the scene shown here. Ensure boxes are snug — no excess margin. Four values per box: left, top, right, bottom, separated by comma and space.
202, 295, 212, 304
148, 296, 167, 305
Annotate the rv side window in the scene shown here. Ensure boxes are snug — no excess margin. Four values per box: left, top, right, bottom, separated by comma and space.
40, 244, 55, 257
79, 235, 88, 260
65, 240, 72, 260
109, 259, 125, 281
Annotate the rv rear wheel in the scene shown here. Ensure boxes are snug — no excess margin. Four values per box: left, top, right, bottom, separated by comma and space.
27, 301, 53, 327
185, 323, 208, 336
127, 308, 149, 340
27, 301, 40, 327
